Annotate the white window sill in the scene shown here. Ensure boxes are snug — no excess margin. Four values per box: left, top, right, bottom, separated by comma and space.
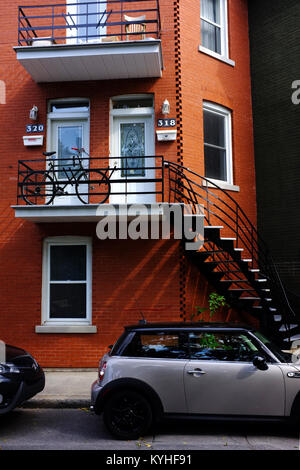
35, 325, 97, 334
202, 180, 240, 192
199, 45, 235, 67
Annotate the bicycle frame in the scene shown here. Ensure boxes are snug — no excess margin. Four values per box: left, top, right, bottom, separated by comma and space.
47, 152, 86, 192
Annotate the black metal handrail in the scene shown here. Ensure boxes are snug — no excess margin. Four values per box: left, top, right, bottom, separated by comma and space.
17, 0, 161, 45
17, 155, 164, 205
165, 161, 297, 328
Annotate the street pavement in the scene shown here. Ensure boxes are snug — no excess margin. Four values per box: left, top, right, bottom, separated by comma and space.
0, 408, 299, 451
0, 369, 299, 451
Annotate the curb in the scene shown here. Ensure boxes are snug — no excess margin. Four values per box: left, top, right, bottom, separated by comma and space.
21, 398, 90, 409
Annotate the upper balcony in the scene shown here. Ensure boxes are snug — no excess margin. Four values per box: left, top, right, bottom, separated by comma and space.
14, 0, 163, 82
13, 154, 167, 222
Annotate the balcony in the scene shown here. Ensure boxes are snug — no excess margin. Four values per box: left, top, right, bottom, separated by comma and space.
13, 154, 167, 222
14, 1, 163, 82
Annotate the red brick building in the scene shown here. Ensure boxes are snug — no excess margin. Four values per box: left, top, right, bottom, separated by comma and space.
0, 0, 294, 367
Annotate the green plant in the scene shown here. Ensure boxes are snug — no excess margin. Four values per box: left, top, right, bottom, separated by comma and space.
207, 292, 228, 319
191, 292, 229, 321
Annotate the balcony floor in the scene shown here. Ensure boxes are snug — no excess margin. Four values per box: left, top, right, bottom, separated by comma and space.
14, 40, 163, 82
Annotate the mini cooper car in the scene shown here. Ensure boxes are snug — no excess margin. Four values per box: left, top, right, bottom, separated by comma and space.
0, 343, 45, 415
91, 322, 300, 439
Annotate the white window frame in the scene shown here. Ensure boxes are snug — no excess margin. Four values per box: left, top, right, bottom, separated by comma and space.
203, 101, 233, 187
41, 236, 92, 327
200, 0, 235, 66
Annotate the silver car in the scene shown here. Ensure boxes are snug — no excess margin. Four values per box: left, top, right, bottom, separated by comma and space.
91, 322, 300, 439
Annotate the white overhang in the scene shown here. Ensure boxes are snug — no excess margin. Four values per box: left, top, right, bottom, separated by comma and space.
12, 203, 180, 223
14, 40, 163, 82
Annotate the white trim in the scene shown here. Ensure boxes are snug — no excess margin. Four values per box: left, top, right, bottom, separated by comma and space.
203, 101, 233, 185
110, 108, 154, 118
202, 179, 240, 192
35, 325, 97, 334
199, 45, 235, 67
41, 236, 92, 327
200, 0, 231, 61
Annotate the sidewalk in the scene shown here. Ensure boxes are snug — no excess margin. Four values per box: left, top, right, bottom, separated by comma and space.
22, 368, 98, 409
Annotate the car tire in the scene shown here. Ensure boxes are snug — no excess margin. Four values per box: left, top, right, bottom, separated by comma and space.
103, 389, 153, 440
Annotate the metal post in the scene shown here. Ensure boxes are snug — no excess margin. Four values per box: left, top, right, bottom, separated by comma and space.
52, 5, 54, 42
236, 206, 239, 248
86, 2, 89, 41
161, 156, 164, 202
121, 0, 123, 40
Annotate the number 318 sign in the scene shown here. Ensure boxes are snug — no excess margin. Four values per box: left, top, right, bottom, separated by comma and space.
157, 118, 176, 127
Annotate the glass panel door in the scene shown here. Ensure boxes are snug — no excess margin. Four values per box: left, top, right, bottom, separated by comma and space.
110, 116, 155, 204
121, 123, 145, 177
50, 120, 89, 205
67, 0, 107, 43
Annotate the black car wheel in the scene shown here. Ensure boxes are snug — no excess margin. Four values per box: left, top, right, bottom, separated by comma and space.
103, 389, 153, 440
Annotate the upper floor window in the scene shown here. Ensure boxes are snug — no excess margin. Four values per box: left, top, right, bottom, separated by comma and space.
42, 237, 92, 326
203, 102, 232, 185
200, 0, 228, 58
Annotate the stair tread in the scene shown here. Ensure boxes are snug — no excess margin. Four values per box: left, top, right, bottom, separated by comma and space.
239, 297, 261, 300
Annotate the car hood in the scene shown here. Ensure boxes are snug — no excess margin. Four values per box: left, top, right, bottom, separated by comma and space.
5, 344, 28, 361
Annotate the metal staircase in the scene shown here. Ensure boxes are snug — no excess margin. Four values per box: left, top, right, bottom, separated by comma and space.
165, 161, 300, 348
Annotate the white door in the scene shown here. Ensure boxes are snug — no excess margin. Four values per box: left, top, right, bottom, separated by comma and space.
110, 116, 155, 204
50, 120, 89, 205
67, 0, 107, 44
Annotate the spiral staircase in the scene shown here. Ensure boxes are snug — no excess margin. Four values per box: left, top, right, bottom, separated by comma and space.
165, 161, 300, 349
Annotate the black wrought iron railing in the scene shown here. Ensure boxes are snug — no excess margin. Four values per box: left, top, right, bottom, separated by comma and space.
17, 0, 161, 46
165, 161, 298, 327
17, 155, 164, 205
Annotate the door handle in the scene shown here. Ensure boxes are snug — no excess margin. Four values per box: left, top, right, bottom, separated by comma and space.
187, 368, 206, 376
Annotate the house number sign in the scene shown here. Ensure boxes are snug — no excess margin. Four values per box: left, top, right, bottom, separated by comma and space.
157, 118, 176, 127
26, 124, 44, 133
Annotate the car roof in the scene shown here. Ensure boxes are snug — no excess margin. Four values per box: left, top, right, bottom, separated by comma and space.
124, 321, 254, 331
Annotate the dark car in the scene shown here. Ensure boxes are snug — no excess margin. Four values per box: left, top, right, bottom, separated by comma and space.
0, 343, 45, 415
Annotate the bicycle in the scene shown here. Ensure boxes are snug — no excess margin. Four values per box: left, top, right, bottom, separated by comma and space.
21, 148, 114, 205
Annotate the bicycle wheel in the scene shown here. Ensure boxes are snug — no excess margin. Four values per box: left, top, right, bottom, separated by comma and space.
76, 170, 110, 205
21, 171, 55, 205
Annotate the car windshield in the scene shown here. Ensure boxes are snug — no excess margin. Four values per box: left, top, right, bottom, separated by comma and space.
253, 331, 291, 363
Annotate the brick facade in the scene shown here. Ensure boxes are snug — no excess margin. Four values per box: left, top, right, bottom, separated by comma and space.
0, 0, 257, 366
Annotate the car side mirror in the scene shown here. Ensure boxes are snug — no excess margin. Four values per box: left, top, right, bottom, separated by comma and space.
253, 355, 269, 371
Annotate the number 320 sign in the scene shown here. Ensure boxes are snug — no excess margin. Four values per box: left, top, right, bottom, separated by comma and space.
157, 118, 176, 127
26, 124, 44, 133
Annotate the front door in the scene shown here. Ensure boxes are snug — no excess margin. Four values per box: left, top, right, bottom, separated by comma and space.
110, 115, 155, 204
67, 0, 107, 44
183, 331, 285, 416
50, 120, 89, 205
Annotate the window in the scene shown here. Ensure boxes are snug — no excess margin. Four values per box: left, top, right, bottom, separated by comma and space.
122, 331, 188, 359
42, 237, 92, 325
203, 102, 232, 184
200, 0, 228, 58
188, 332, 260, 362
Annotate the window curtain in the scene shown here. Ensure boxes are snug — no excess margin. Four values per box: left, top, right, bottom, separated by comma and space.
201, 0, 221, 54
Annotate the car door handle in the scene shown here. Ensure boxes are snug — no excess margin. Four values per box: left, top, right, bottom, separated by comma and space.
187, 368, 206, 376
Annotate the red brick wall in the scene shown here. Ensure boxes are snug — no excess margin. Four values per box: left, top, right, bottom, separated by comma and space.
0, 0, 257, 366
179, 0, 257, 313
